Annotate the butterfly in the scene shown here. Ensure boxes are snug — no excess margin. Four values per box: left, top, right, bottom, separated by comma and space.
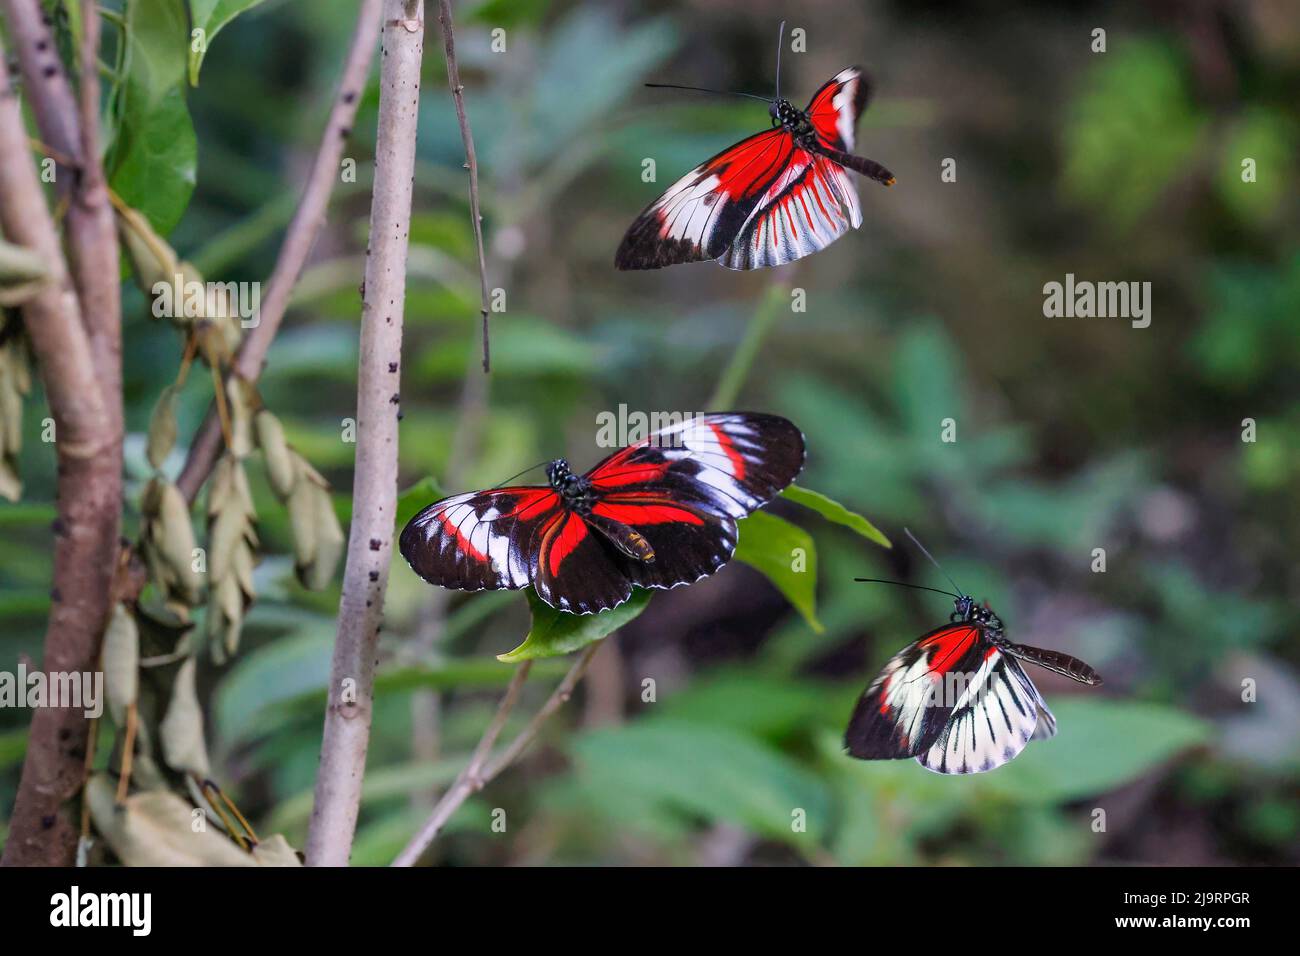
615, 24, 894, 271
399, 413, 805, 615
844, 582, 1102, 775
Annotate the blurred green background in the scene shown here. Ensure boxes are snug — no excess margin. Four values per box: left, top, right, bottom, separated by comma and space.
2, 0, 1298, 865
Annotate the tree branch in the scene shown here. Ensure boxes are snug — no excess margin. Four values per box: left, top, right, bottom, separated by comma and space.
175, 0, 386, 504
391, 642, 603, 867
434, 0, 492, 373
304, 0, 426, 867
0, 26, 116, 867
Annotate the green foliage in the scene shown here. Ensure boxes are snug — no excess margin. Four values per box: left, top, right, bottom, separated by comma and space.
106, 0, 198, 235
188, 1, 269, 85
500, 589, 651, 661
571, 719, 832, 847
734, 511, 821, 633
1064, 40, 1206, 229
782, 484, 890, 548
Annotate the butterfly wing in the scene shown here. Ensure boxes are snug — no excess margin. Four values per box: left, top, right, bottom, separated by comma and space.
717, 153, 862, 270
583, 412, 806, 592
399, 487, 559, 594
917, 649, 1051, 774
530, 509, 637, 614
615, 128, 802, 270
804, 67, 871, 152
844, 624, 987, 759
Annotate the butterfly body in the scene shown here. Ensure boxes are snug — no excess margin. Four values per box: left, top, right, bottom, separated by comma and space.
616, 67, 894, 271
400, 413, 805, 614
845, 593, 1101, 775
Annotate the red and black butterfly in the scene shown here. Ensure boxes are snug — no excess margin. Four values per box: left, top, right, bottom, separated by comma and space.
399, 413, 805, 615
845, 579, 1102, 775
615, 24, 894, 271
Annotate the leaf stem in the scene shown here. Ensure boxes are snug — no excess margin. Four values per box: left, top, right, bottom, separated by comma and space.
708, 277, 790, 409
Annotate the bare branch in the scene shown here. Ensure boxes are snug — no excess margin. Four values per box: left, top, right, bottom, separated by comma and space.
175, 0, 386, 504
434, 0, 492, 373
304, 0, 426, 867
0, 26, 117, 867
392, 642, 603, 867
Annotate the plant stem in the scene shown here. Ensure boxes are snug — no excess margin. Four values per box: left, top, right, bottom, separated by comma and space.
0, 9, 120, 868
304, 0, 426, 867
392, 642, 603, 866
434, 0, 492, 372
707, 278, 790, 409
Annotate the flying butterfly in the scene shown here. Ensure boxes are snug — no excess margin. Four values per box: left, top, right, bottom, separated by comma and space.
615, 22, 895, 271
844, 535, 1102, 774
399, 413, 805, 615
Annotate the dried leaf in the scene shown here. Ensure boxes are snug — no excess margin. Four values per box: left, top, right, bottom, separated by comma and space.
159, 656, 210, 776
146, 384, 180, 470
302, 482, 344, 591
86, 773, 255, 866
286, 480, 318, 573
155, 480, 202, 604
254, 410, 295, 499
117, 205, 180, 297
102, 604, 139, 725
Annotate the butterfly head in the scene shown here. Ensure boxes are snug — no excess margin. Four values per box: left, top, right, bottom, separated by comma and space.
771, 98, 803, 130
547, 458, 594, 511
953, 595, 1003, 632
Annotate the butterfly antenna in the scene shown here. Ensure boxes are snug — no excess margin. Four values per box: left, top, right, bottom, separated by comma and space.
644, 83, 772, 103
491, 460, 551, 489
775, 20, 786, 101
854, 578, 961, 600
903, 527, 966, 597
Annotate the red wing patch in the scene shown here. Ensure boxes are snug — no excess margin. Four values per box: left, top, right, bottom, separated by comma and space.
805, 67, 870, 152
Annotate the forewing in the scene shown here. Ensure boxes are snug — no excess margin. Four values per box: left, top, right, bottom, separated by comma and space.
615, 129, 800, 269
587, 412, 806, 520
844, 624, 985, 759
399, 487, 558, 594
805, 67, 871, 152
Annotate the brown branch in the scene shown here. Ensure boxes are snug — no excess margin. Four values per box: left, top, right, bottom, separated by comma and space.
304, 0, 426, 867
434, 0, 492, 373
391, 642, 603, 867
0, 26, 116, 867
175, 0, 386, 504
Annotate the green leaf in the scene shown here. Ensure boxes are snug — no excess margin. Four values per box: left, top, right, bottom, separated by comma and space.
571, 718, 832, 845
107, 0, 198, 236
782, 484, 891, 548
188, 1, 269, 85
733, 511, 822, 633
499, 588, 651, 662
983, 698, 1213, 804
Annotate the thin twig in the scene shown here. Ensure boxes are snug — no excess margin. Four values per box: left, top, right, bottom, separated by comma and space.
392, 642, 603, 867
304, 0, 426, 867
434, 0, 492, 373
175, 0, 386, 504
0, 23, 118, 867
